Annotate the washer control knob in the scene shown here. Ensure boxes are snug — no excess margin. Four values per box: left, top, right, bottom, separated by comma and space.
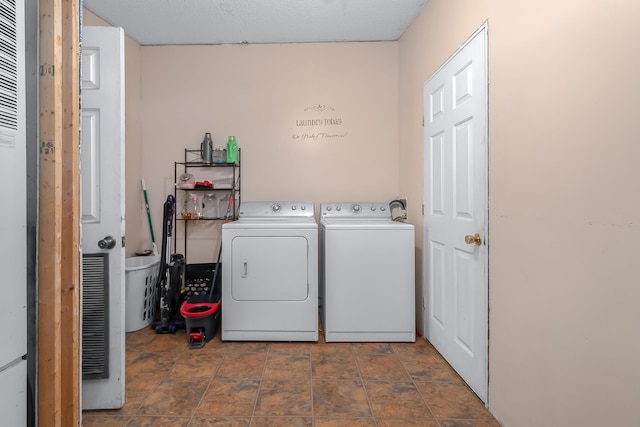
271, 203, 281, 212
292, 205, 296, 210
336, 206, 341, 211
326, 206, 332, 211
352, 204, 361, 213
380, 206, 386, 211
301, 205, 306, 210
371, 206, 376, 211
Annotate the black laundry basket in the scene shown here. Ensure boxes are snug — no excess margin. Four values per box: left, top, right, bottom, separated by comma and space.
183, 262, 222, 298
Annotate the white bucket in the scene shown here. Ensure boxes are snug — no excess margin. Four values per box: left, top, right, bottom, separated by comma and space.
125, 255, 160, 332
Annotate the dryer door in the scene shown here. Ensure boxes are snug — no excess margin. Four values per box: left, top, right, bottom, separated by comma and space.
230, 236, 309, 301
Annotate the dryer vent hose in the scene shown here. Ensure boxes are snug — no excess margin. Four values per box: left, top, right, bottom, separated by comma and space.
390, 199, 407, 222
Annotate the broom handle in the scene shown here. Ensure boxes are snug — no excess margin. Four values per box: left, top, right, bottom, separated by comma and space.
141, 179, 156, 244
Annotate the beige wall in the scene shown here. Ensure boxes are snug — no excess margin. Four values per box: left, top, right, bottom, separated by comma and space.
139, 42, 399, 263
399, 1, 640, 426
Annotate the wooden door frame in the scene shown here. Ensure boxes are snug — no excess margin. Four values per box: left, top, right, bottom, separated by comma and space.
38, 0, 81, 425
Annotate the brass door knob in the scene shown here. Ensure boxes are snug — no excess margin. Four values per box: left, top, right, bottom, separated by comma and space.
464, 233, 482, 246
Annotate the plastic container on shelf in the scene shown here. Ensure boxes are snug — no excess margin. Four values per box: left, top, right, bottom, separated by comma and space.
181, 192, 202, 219
125, 255, 160, 332
202, 193, 218, 219
213, 146, 226, 164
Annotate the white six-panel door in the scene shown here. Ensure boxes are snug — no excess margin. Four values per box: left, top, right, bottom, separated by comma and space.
423, 24, 488, 402
81, 26, 126, 410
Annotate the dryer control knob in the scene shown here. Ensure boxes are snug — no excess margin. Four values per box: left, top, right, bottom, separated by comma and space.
380, 206, 386, 211
336, 206, 341, 211
301, 205, 306, 210
352, 204, 361, 213
271, 203, 281, 212
292, 205, 297, 210
371, 206, 376, 211
326, 206, 332, 211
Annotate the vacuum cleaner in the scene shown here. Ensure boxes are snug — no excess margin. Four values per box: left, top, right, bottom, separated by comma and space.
152, 194, 186, 334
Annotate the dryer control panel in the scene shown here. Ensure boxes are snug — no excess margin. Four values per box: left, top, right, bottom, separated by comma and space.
320, 202, 391, 219
239, 201, 315, 218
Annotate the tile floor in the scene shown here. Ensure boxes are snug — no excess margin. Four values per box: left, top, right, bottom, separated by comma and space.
82, 326, 500, 427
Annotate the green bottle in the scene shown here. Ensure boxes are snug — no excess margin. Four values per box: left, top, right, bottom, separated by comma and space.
226, 136, 238, 164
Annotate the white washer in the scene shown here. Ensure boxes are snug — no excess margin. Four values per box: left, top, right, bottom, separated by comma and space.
222, 201, 318, 341
320, 202, 415, 342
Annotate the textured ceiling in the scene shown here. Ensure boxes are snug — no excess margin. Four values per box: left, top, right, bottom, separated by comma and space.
83, 0, 429, 46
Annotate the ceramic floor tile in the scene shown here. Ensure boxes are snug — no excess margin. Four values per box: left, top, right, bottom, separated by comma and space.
219, 341, 270, 353
118, 378, 162, 415
437, 420, 503, 427
356, 353, 411, 381
145, 331, 190, 354
250, 416, 312, 426
351, 342, 394, 355
81, 415, 131, 426
312, 379, 372, 418
376, 419, 440, 427
86, 327, 502, 426
311, 338, 353, 354
415, 382, 493, 420
126, 415, 191, 426
269, 341, 312, 354
390, 339, 438, 357
137, 377, 209, 417
215, 352, 266, 379
254, 380, 312, 417
126, 349, 144, 365
313, 418, 376, 426
263, 353, 311, 380
126, 352, 180, 381
126, 328, 158, 349
312, 352, 360, 379
402, 355, 465, 384
188, 417, 252, 426
196, 379, 260, 417
169, 351, 223, 379
364, 380, 434, 419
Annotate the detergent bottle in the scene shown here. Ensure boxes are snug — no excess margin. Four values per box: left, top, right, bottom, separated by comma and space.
226, 136, 238, 164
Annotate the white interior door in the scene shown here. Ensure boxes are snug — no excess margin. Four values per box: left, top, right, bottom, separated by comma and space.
81, 26, 126, 410
423, 24, 488, 402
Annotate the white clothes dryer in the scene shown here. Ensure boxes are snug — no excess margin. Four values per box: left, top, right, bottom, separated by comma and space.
222, 201, 318, 341
320, 202, 415, 342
